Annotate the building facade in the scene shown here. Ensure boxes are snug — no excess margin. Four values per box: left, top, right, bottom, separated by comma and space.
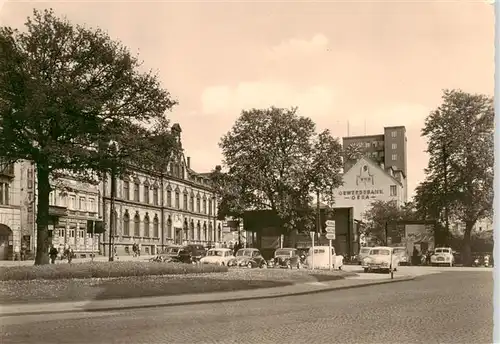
101, 124, 222, 257
343, 126, 408, 201
0, 161, 22, 260
333, 156, 406, 221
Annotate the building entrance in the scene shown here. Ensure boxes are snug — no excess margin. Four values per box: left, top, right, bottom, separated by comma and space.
0, 224, 13, 260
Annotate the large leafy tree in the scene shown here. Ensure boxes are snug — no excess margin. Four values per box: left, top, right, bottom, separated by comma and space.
215, 107, 343, 243
0, 9, 177, 264
415, 89, 493, 265
362, 200, 417, 244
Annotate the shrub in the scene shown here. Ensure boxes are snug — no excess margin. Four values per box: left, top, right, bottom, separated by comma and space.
0, 262, 228, 281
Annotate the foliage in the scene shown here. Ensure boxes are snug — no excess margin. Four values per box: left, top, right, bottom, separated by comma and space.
214, 107, 344, 236
0, 9, 178, 264
0, 261, 227, 281
342, 142, 364, 166
414, 89, 494, 265
362, 200, 417, 244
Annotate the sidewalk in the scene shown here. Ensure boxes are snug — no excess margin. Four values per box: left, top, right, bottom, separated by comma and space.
0, 275, 415, 317
0, 255, 156, 267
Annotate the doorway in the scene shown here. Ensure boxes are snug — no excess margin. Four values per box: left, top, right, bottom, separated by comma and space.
0, 224, 13, 260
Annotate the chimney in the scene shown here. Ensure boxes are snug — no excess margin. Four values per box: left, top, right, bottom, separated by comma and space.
186, 157, 191, 169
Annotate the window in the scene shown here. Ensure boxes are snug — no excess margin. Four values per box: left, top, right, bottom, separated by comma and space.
372, 141, 377, 148
166, 189, 172, 207
134, 213, 140, 236
153, 187, 159, 206
391, 154, 397, 161
365, 142, 370, 148
70, 196, 76, 209
123, 181, 130, 200
208, 200, 213, 216
123, 211, 130, 236
89, 198, 95, 212
203, 199, 207, 214
79, 230, 85, 238
190, 194, 194, 212
390, 185, 397, 196
175, 191, 180, 209
167, 216, 172, 238
391, 131, 397, 138
196, 196, 201, 213
208, 223, 213, 241
134, 181, 140, 202
183, 192, 188, 210
153, 216, 159, 237
49, 192, 54, 206
112, 211, 118, 235
79, 197, 86, 210
203, 222, 207, 241
190, 222, 195, 240
70, 230, 75, 238
143, 214, 150, 238
144, 184, 150, 204
391, 143, 397, 150
197, 222, 201, 241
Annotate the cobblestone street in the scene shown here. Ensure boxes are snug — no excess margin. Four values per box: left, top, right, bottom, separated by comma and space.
1, 270, 492, 344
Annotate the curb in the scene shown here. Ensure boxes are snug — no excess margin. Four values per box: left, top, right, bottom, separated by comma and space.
0, 276, 415, 317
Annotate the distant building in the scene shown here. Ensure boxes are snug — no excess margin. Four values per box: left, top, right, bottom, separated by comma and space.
0, 161, 22, 260
343, 126, 408, 201
333, 156, 406, 221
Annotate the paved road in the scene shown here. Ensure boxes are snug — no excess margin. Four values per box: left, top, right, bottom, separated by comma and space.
1, 270, 492, 344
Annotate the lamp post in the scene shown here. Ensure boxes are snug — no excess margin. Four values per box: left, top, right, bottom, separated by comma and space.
107, 141, 118, 262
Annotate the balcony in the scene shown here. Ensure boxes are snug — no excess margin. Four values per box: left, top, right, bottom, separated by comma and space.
0, 163, 14, 178
48, 205, 69, 218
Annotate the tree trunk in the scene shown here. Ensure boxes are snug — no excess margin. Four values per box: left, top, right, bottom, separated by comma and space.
462, 222, 473, 267
34, 165, 51, 265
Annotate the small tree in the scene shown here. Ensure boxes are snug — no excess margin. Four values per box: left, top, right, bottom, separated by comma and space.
0, 9, 177, 264
215, 107, 344, 245
415, 89, 493, 265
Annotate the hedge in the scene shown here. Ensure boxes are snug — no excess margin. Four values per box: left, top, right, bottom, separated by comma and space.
0, 261, 228, 281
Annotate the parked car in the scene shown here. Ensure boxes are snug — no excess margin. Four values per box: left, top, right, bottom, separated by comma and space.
269, 248, 302, 269
392, 247, 410, 266
430, 247, 454, 267
305, 246, 344, 270
177, 244, 207, 264
356, 247, 372, 265
160, 245, 183, 262
200, 248, 235, 266
361, 246, 399, 273
227, 248, 267, 268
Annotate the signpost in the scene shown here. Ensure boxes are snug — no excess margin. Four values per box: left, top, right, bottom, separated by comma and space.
310, 231, 315, 270
325, 221, 336, 271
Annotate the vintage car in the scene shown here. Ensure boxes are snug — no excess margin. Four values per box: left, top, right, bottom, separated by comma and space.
430, 247, 454, 267
200, 248, 235, 266
269, 248, 303, 269
227, 248, 268, 268
361, 246, 399, 273
177, 244, 207, 264
356, 247, 372, 265
392, 247, 410, 266
305, 246, 344, 270
150, 245, 183, 262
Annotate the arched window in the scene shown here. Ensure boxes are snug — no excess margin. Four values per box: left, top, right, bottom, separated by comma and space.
197, 221, 201, 241
190, 220, 195, 240
112, 210, 118, 236
166, 186, 172, 207
196, 195, 201, 213
183, 190, 188, 210
208, 199, 213, 216
167, 215, 172, 238
153, 185, 159, 205
143, 181, 150, 204
134, 212, 140, 237
134, 179, 140, 202
123, 211, 130, 236
153, 215, 159, 238
203, 198, 207, 214
175, 189, 180, 209
208, 222, 213, 242
144, 213, 150, 238
203, 222, 207, 242
189, 192, 194, 211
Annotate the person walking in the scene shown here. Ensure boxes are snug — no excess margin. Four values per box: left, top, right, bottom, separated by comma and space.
49, 245, 58, 264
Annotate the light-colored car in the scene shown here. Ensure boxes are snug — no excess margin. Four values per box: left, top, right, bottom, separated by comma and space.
200, 248, 235, 266
392, 247, 410, 266
357, 247, 372, 265
361, 246, 399, 273
305, 246, 344, 270
430, 247, 454, 267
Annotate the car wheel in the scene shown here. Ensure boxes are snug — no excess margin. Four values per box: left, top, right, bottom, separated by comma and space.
247, 262, 253, 269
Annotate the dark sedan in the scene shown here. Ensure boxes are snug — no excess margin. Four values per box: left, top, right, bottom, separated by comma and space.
269, 248, 302, 269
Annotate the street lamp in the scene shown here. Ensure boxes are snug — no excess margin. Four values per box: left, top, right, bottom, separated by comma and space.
107, 140, 118, 262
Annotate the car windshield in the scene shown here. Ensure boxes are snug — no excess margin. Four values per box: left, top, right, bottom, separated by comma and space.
275, 249, 292, 256
314, 249, 326, 254
207, 250, 224, 257
167, 247, 179, 253
370, 249, 390, 256
435, 249, 450, 253
236, 250, 252, 257
360, 248, 371, 254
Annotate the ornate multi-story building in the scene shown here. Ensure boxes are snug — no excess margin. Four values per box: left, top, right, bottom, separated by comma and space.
101, 124, 222, 257
0, 160, 22, 260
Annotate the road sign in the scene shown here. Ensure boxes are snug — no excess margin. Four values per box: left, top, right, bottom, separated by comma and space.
325, 233, 336, 240
325, 220, 336, 227
325, 225, 336, 233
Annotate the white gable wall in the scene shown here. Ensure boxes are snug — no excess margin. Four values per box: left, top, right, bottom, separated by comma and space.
333, 157, 405, 221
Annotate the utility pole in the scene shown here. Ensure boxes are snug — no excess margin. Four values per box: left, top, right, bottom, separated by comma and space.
108, 166, 116, 261
316, 190, 321, 238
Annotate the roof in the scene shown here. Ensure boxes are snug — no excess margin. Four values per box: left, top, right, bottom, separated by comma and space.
345, 156, 403, 187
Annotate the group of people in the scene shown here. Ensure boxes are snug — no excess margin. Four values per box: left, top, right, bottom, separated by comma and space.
132, 242, 141, 257
48, 243, 74, 264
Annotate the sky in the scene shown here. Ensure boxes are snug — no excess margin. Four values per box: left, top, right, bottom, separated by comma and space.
0, 0, 494, 198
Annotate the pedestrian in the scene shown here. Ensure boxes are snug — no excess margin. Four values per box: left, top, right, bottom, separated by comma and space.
64, 245, 73, 263
49, 245, 58, 264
